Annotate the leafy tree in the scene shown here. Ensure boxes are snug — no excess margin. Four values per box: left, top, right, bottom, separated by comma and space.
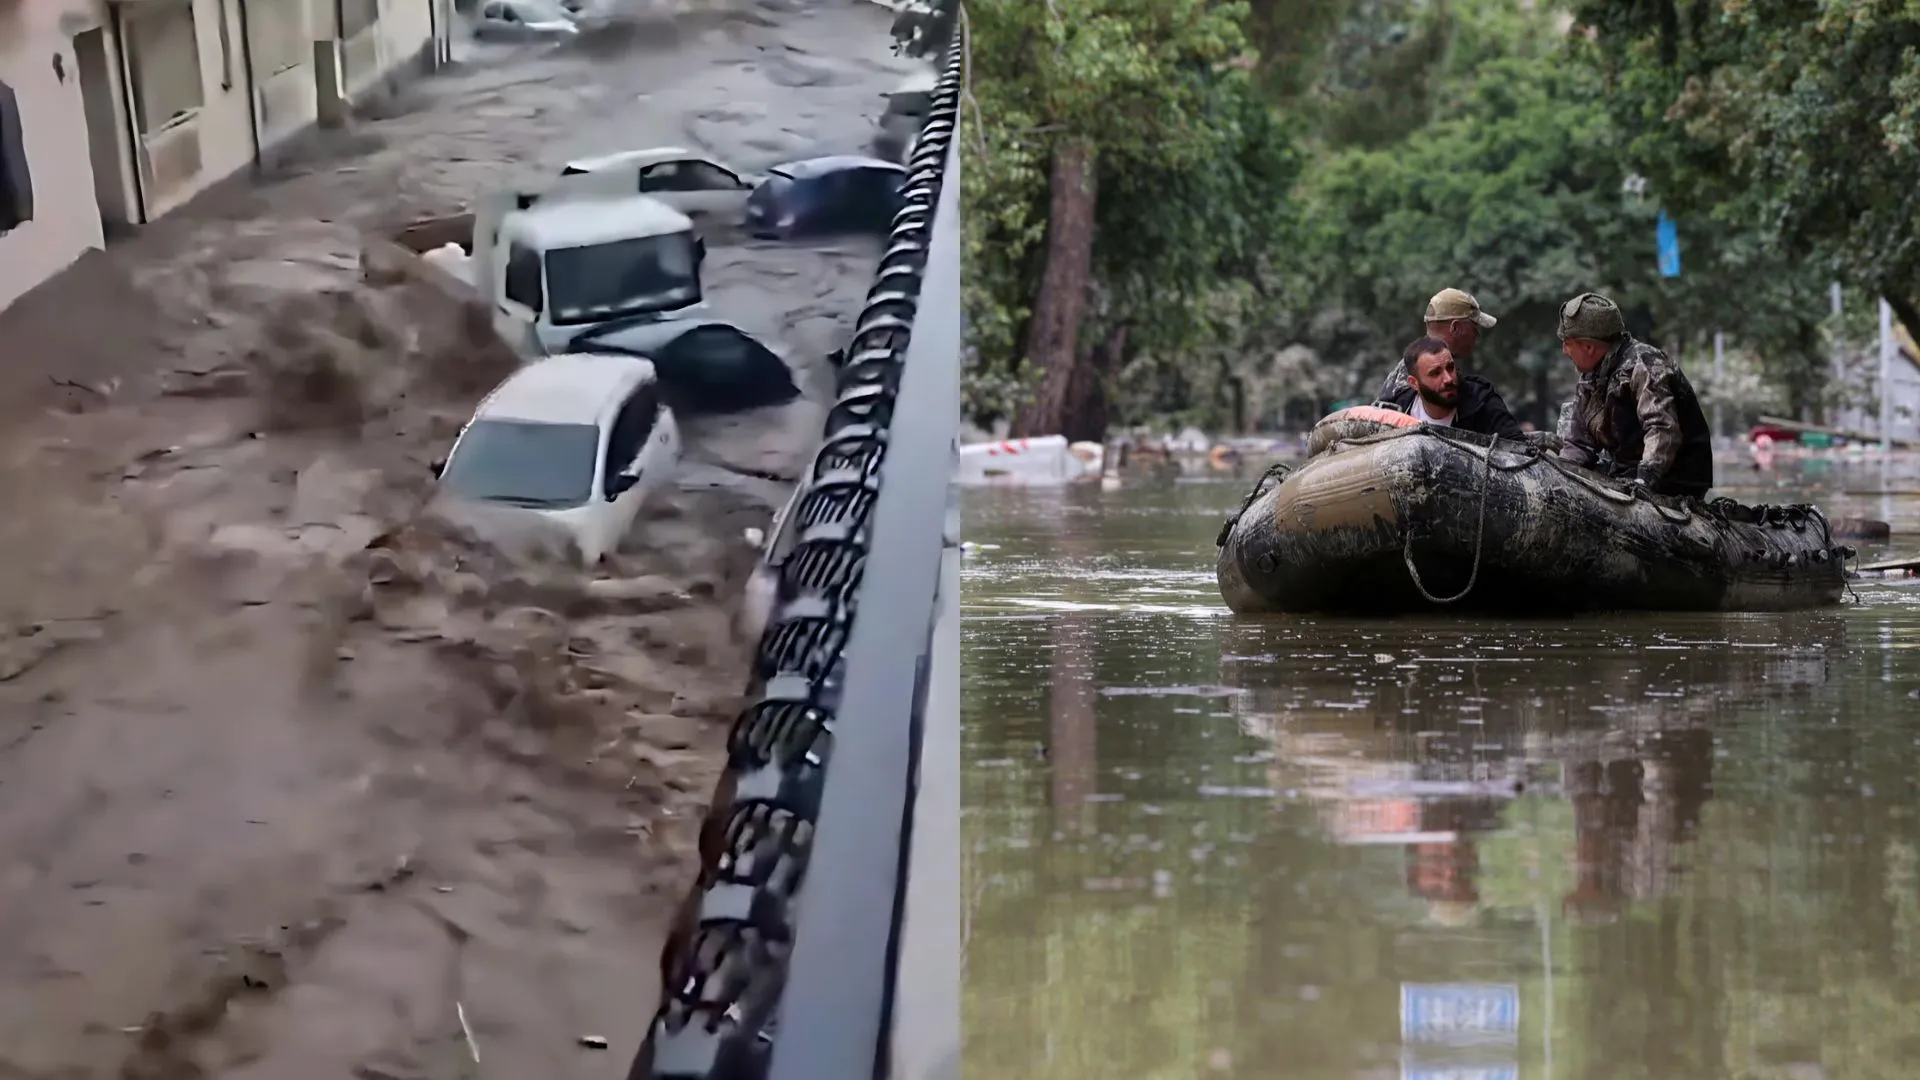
1288, 49, 1662, 419
1571, 0, 1920, 342
961, 0, 1302, 438
1279, 0, 1849, 422
1305, 0, 1461, 148
968, 0, 1910, 435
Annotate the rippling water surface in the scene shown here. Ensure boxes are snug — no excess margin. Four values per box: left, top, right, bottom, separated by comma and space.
962, 457, 1920, 1080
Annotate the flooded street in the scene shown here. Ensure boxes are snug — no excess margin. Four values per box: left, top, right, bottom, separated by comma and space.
963, 458, 1920, 1080
0, 1, 913, 1075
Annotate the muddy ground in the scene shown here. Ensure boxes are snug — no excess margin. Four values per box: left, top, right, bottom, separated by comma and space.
0, 1, 912, 1076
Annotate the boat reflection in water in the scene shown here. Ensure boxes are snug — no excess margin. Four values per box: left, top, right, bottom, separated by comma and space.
1228, 613, 1848, 1079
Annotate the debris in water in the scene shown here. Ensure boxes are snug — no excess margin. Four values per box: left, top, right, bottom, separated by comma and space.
1098, 684, 1245, 698
579, 1035, 610, 1049
457, 1001, 480, 1064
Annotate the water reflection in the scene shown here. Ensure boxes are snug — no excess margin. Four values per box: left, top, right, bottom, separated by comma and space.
964, 471, 1920, 1080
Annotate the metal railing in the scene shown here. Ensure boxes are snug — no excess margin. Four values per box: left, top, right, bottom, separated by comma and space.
629, 19, 963, 1080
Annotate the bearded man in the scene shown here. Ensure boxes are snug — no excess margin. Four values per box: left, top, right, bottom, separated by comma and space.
1379, 336, 1525, 439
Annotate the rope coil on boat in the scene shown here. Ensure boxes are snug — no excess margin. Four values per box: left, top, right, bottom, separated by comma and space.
1400, 438, 1501, 605
632, 29, 963, 1080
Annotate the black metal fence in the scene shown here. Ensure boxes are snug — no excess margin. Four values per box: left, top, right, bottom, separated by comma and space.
629, 19, 963, 1080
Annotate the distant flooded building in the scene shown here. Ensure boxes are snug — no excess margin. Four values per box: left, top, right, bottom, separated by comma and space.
0, 0, 451, 313
1831, 322, 1920, 439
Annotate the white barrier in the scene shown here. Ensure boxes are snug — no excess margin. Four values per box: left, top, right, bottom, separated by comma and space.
955, 435, 1103, 486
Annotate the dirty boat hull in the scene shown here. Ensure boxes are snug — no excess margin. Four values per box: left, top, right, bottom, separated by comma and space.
1216, 428, 1849, 615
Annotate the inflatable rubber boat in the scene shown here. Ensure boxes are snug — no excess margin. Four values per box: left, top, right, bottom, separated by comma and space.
1216, 408, 1851, 615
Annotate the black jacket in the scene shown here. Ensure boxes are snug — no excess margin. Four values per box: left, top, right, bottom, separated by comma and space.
1381, 374, 1526, 440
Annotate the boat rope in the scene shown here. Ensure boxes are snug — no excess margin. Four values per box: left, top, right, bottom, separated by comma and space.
1400, 435, 1498, 605
1216, 461, 1291, 548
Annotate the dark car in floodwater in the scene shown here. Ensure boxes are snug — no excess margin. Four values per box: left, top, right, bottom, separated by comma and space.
744, 156, 907, 240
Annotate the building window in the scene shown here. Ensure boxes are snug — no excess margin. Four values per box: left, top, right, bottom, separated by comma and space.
338, 0, 380, 38
125, 2, 206, 135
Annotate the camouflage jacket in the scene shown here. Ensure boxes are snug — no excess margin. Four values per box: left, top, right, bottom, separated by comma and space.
1373, 361, 1411, 405
1556, 335, 1714, 497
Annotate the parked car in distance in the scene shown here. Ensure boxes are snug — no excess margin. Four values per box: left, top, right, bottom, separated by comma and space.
432, 353, 678, 563
744, 156, 907, 241
474, 0, 579, 40
560, 148, 756, 221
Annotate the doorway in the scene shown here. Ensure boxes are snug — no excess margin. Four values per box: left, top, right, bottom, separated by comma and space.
71, 27, 138, 234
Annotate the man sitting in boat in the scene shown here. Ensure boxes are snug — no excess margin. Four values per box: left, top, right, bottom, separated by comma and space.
1377, 336, 1527, 439
1555, 291, 1715, 498
1372, 288, 1501, 401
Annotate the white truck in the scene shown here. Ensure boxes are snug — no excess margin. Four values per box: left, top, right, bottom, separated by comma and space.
360, 164, 711, 359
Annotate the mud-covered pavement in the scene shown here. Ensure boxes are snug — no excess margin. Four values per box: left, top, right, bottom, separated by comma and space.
0, 2, 914, 1075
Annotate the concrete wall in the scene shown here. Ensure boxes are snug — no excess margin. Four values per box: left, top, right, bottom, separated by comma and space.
2, 0, 447, 316
244, 0, 321, 152
335, 0, 437, 102
0, 0, 108, 312
380, 0, 434, 73
126, 0, 258, 218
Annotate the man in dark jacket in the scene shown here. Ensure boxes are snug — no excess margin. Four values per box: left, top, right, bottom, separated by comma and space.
1380, 336, 1527, 439
1554, 292, 1714, 498
1372, 288, 1500, 401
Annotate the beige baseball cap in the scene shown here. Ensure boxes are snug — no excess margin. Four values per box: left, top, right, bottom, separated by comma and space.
1425, 288, 1498, 329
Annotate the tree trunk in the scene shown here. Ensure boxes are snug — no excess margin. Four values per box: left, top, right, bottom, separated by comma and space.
1887, 292, 1920, 355
1059, 323, 1126, 443
1010, 142, 1098, 438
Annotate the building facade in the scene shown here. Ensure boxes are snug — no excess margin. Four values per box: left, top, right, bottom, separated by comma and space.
0, 0, 450, 314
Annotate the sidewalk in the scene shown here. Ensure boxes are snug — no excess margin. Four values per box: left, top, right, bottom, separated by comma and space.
0, 2, 910, 1076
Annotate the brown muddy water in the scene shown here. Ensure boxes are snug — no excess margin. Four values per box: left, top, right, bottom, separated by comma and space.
0, 2, 912, 1074
962, 456, 1920, 1080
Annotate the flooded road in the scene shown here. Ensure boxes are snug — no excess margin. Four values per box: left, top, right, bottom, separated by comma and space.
962, 458, 1920, 1080
0, 2, 913, 1074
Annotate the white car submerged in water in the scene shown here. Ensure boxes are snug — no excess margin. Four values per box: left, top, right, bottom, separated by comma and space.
474, 0, 579, 40
560, 147, 758, 223
431, 321, 807, 563
434, 353, 679, 563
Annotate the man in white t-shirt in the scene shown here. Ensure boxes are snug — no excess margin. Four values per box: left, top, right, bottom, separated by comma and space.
1379, 336, 1525, 439
1409, 385, 1453, 426
1372, 288, 1500, 402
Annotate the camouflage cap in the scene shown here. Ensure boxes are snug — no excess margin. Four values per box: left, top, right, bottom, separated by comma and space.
1425, 288, 1498, 329
1558, 292, 1626, 341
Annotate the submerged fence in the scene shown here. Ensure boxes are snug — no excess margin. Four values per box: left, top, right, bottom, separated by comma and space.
629, 17, 963, 1080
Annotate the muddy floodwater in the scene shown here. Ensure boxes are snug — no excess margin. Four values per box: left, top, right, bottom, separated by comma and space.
962, 457, 1920, 1080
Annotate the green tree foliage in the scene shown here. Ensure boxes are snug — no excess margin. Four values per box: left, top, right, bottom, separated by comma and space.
1294, 50, 1650, 411
1571, 0, 1920, 339
1289, 36, 1839, 418
965, 0, 1910, 435
1305, 0, 1461, 148
960, 0, 1304, 432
